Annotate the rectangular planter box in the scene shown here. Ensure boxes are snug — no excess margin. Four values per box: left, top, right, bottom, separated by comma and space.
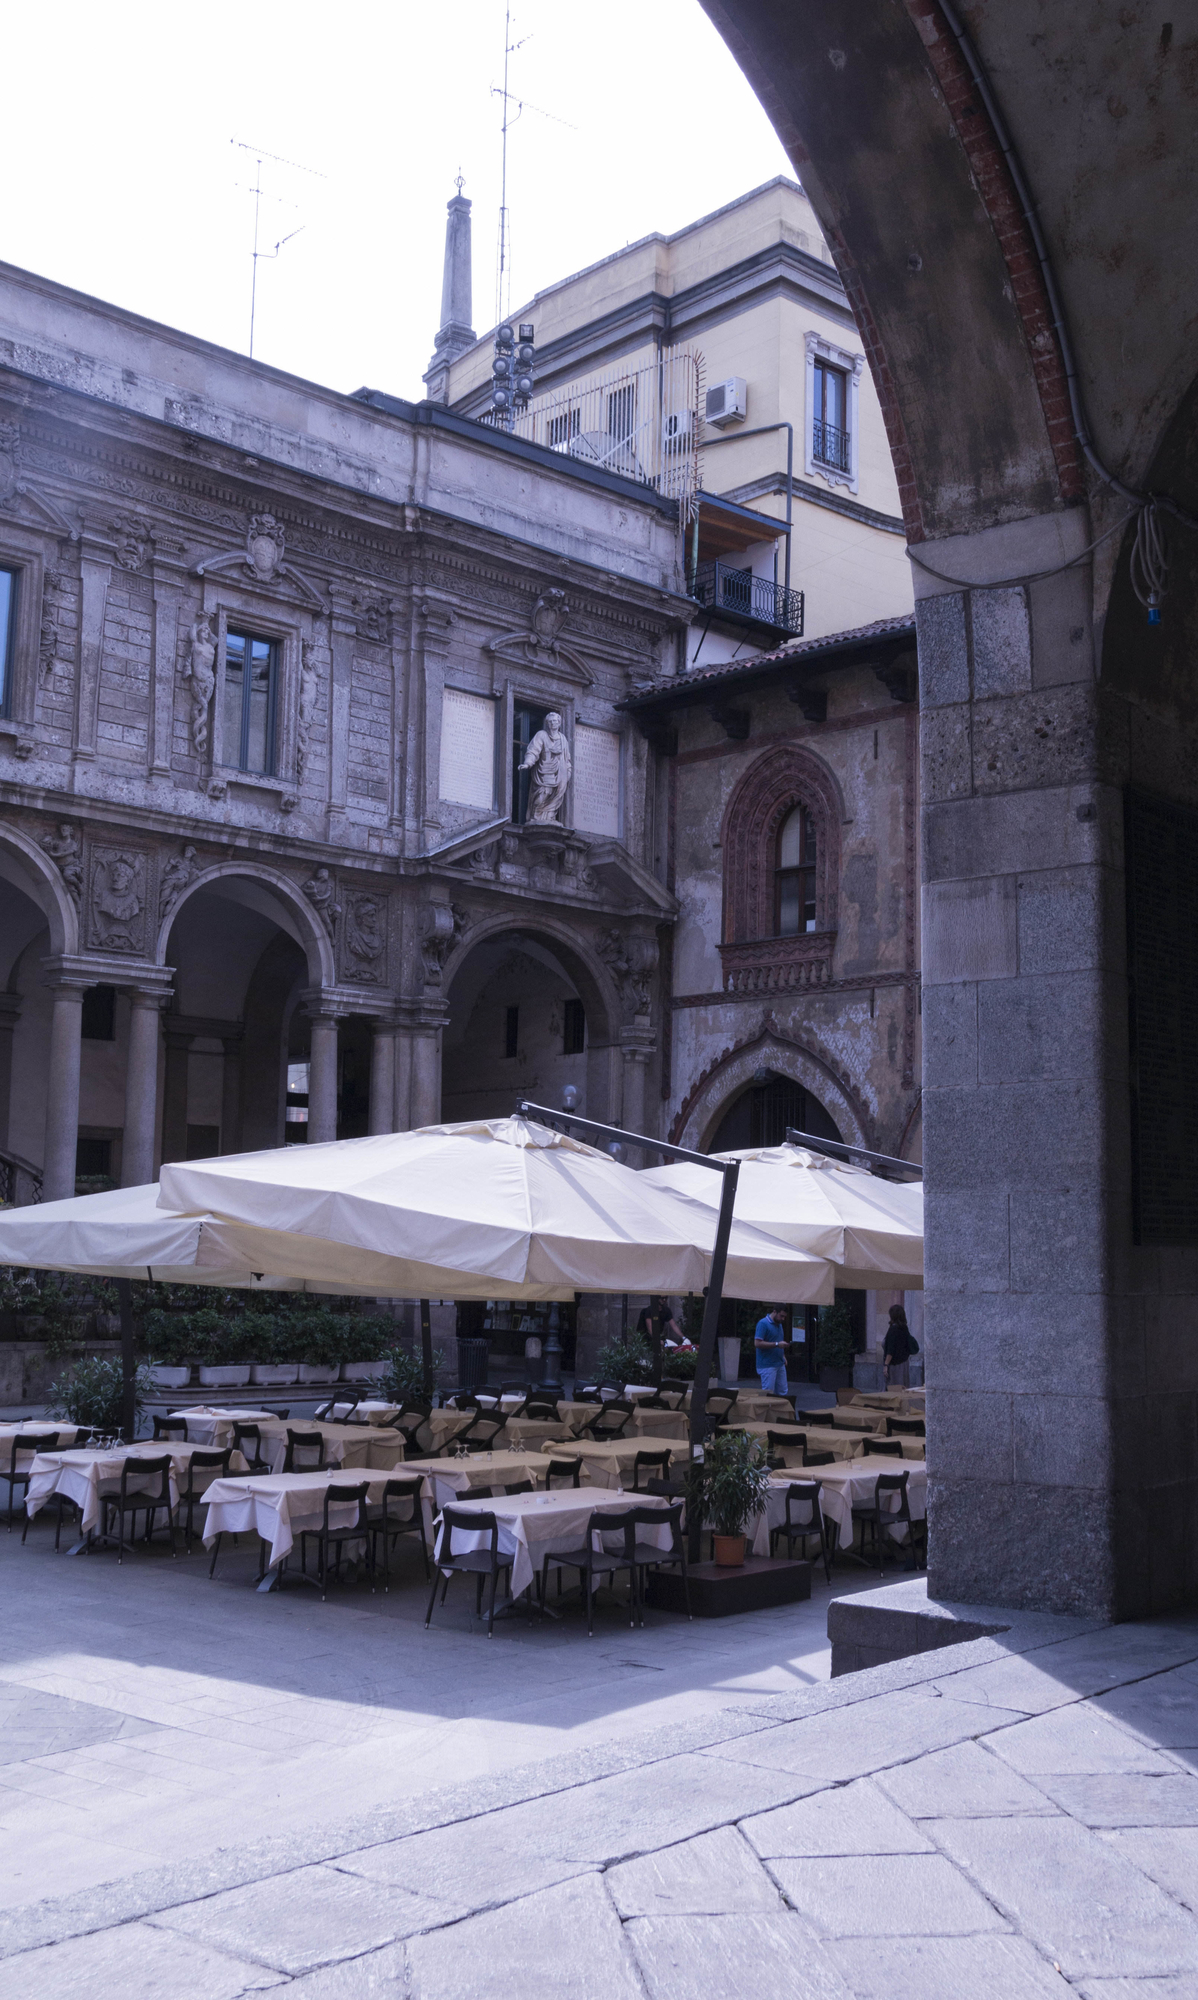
197, 1364, 252, 1389
297, 1363, 337, 1384
148, 1365, 192, 1390
250, 1363, 299, 1385
645, 1556, 811, 1618
341, 1360, 386, 1383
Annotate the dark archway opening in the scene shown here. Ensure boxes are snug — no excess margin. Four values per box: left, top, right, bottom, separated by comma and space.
710, 1069, 842, 1153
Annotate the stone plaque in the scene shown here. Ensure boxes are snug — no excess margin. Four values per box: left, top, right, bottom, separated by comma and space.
573, 724, 621, 837
439, 688, 496, 809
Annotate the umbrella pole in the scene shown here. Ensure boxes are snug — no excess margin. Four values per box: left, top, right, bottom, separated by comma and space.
117, 1278, 136, 1442
686, 1159, 738, 1561
419, 1299, 434, 1402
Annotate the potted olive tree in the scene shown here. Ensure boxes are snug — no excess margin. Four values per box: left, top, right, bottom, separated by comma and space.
698, 1428, 773, 1568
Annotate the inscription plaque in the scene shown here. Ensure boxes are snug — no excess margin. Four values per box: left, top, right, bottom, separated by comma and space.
573, 723, 621, 837
439, 688, 496, 809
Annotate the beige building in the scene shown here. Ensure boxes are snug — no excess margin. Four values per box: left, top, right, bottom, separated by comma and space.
434, 179, 913, 662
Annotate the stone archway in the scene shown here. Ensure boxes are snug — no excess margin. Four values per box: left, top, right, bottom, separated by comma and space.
156, 861, 334, 987
670, 1018, 871, 1154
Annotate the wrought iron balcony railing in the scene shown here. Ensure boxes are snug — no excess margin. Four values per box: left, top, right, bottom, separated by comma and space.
812, 419, 851, 473
691, 561, 805, 637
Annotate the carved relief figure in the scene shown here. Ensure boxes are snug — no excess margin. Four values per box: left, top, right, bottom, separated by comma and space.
41, 822, 82, 906
302, 866, 339, 936
91, 852, 144, 951
182, 615, 217, 754
159, 844, 198, 922
38, 606, 57, 688
111, 516, 152, 572
297, 640, 319, 780
344, 893, 385, 980
599, 927, 658, 1019
0, 424, 19, 505
530, 590, 570, 655
519, 710, 572, 824
246, 515, 284, 583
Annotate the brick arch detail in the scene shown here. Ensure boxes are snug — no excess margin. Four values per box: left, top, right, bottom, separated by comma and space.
668, 1011, 874, 1153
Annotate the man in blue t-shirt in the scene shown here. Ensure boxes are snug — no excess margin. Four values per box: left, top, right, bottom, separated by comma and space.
754, 1307, 790, 1396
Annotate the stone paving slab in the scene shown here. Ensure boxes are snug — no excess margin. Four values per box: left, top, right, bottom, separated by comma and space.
0, 1592, 1197, 1995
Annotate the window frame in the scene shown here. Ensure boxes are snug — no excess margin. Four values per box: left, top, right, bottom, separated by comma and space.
0, 563, 17, 721
222, 624, 280, 777
563, 996, 586, 1056
804, 332, 864, 494
774, 805, 818, 938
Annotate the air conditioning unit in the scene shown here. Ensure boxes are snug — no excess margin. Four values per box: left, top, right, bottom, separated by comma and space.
663, 409, 694, 450
705, 377, 748, 428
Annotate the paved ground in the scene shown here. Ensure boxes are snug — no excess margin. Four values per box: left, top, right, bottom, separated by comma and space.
3, 1510, 1198, 1997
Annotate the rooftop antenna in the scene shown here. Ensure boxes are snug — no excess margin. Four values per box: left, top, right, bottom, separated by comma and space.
493, 6, 529, 326
232, 138, 326, 359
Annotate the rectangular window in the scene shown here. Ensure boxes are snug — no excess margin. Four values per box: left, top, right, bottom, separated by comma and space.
81, 985, 116, 1041
607, 384, 635, 441
0, 567, 16, 718
504, 1006, 519, 1059
776, 807, 818, 936
812, 359, 850, 472
548, 408, 581, 448
563, 998, 585, 1056
512, 701, 549, 824
223, 628, 278, 775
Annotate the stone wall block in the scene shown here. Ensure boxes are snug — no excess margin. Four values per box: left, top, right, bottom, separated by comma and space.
923, 876, 1017, 985
920, 704, 972, 804
1143, 1296, 1198, 1393
971, 684, 1100, 796
976, 971, 1107, 1084
915, 592, 968, 706
921, 983, 978, 1088
923, 1388, 1013, 1483
927, 1476, 1118, 1618
929, 1291, 1109, 1398
1011, 1394, 1113, 1490
971, 586, 1031, 698
923, 1185, 1009, 1291
925, 787, 1100, 885
926, 1077, 1103, 1188
1008, 1186, 1110, 1294
1015, 866, 1106, 976
1029, 563, 1095, 687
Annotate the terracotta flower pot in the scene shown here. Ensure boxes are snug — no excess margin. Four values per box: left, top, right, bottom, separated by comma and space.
713, 1533, 747, 1568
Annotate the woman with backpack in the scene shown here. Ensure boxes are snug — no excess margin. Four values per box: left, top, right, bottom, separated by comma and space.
882, 1303, 919, 1387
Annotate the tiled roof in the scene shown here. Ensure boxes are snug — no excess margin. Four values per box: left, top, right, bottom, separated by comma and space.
623, 614, 916, 706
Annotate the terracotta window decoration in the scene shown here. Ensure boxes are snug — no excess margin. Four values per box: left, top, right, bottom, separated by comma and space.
719, 743, 842, 995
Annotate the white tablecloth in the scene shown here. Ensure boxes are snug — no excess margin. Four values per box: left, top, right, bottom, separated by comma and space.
176, 1411, 402, 1472
26, 1443, 247, 1536
630, 1408, 690, 1441
749, 1462, 927, 1559
536, 1438, 677, 1490
433, 1488, 675, 1599
0, 1421, 79, 1457
202, 1468, 395, 1567
731, 1422, 924, 1464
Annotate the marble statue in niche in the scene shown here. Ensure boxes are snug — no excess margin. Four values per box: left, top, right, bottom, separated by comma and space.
519, 710, 572, 824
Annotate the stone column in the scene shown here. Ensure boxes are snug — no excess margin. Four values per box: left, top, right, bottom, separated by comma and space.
369, 1019, 397, 1136
307, 1007, 341, 1144
160, 1024, 193, 1166
122, 990, 163, 1186
41, 978, 85, 1201
0, 993, 21, 1152
410, 1030, 441, 1130
619, 1022, 655, 1157
220, 1032, 243, 1154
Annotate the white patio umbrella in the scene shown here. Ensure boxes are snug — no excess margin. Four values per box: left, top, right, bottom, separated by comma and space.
641, 1142, 923, 1289
151, 1117, 836, 1304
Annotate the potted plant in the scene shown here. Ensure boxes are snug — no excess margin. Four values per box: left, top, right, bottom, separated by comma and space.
698, 1428, 772, 1568
246, 1311, 300, 1386
47, 1352, 154, 1437
143, 1309, 194, 1390
295, 1309, 346, 1384
340, 1313, 395, 1384
377, 1340, 443, 1408
816, 1301, 857, 1390
190, 1309, 252, 1389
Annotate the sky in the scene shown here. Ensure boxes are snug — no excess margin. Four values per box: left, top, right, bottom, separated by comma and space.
2, 1, 795, 403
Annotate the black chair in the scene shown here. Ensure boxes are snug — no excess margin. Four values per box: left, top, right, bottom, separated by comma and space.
231, 1423, 272, 1475
426, 1506, 515, 1638
660, 1378, 690, 1404
767, 1428, 806, 1460
803, 1449, 836, 1467
705, 1390, 738, 1426
282, 1429, 326, 1472
629, 1501, 690, 1621
294, 1481, 372, 1599
634, 1391, 671, 1410
98, 1455, 177, 1562
544, 1458, 582, 1489
863, 1438, 905, 1459
6, 1432, 57, 1536
851, 1469, 925, 1573
502, 1479, 534, 1495
175, 1448, 233, 1553
366, 1474, 430, 1587
312, 1397, 340, 1421
582, 1399, 634, 1442
499, 1379, 529, 1396
456, 1411, 509, 1453
887, 1416, 926, 1437
523, 1400, 561, 1423
770, 1480, 831, 1584
445, 1391, 481, 1411
631, 1449, 672, 1491
151, 1415, 189, 1442
794, 1409, 832, 1427
276, 1408, 291, 1421
538, 1505, 641, 1635
392, 1404, 432, 1454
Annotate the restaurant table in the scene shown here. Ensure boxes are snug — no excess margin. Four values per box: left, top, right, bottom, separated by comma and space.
504, 1416, 577, 1449
730, 1422, 924, 1465
398, 1449, 559, 1532
0, 1421, 80, 1449
176, 1410, 403, 1472
202, 1468, 395, 1572
538, 1437, 677, 1490
850, 1390, 924, 1417
433, 1487, 675, 1602
26, 1442, 248, 1539
629, 1407, 690, 1442
749, 1461, 927, 1560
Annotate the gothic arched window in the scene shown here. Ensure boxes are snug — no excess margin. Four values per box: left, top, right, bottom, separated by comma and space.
775, 804, 817, 936
719, 744, 842, 994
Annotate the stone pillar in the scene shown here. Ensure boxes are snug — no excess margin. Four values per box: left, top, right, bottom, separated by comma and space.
369, 1019, 397, 1136
122, 990, 163, 1187
0, 993, 21, 1152
307, 1007, 341, 1144
619, 1022, 655, 1159
394, 1027, 414, 1132
220, 1033, 243, 1155
410, 1028, 442, 1130
160, 1023, 193, 1166
41, 978, 85, 1201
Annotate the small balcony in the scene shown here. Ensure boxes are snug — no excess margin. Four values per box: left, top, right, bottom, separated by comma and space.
812, 419, 851, 474
691, 560, 804, 638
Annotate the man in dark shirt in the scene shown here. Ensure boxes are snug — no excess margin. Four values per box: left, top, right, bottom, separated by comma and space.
754, 1307, 790, 1396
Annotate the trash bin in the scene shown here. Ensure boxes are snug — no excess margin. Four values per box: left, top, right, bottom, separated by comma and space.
718, 1335, 741, 1384
456, 1336, 491, 1392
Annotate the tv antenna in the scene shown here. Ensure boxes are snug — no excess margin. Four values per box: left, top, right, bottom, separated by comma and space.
232, 138, 326, 358
490, 10, 577, 327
